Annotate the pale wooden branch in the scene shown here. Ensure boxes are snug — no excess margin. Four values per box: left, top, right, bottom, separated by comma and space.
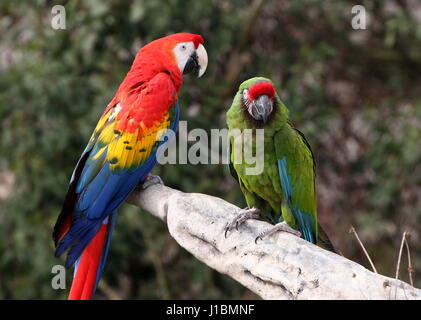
126, 184, 421, 300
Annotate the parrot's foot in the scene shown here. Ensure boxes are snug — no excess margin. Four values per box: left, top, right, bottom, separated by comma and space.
224, 207, 261, 238
141, 174, 164, 190
255, 221, 301, 244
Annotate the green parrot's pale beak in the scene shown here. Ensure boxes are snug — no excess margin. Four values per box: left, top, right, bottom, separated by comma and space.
251, 95, 273, 124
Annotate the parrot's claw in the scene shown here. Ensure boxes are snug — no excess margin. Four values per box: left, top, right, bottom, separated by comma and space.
255, 221, 302, 244
141, 174, 164, 190
224, 207, 261, 238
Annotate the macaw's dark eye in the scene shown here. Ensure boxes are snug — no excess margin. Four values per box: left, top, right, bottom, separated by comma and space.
181, 45, 186, 50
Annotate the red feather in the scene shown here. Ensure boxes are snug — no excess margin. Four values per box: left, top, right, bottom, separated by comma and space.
248, 81, 275, 100
68, 224, 108, 300
115, 73, 177, 133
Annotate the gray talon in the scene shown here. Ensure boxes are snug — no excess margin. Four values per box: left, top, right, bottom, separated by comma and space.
141, 174, 164, 190
255, 221, 302, 243
224, 207, 261, 238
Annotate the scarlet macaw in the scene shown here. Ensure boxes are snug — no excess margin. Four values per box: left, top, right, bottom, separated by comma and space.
53, 33, 208, 299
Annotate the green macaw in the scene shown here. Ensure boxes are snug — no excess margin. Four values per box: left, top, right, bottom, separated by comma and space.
225, 77, 334, 251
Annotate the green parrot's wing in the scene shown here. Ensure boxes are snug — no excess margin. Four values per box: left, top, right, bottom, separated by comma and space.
274, 126, 318, 243
228, 138, 260, 209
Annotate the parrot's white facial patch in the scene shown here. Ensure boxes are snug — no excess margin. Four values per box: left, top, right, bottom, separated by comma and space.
242, 89, 253, 114
174, 42, 196, 74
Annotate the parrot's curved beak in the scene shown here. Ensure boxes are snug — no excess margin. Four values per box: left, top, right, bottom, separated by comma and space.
183, 44, 208, 77
196, 44, 208, 78
251, 95, 273, 124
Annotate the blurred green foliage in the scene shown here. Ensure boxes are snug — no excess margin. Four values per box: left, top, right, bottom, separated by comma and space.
0, 0, 420, 299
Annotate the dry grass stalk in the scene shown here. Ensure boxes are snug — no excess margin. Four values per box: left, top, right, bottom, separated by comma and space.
349, 225, 378, 273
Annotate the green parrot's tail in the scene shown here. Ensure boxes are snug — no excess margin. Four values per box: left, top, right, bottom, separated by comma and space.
317, 225, 337, 253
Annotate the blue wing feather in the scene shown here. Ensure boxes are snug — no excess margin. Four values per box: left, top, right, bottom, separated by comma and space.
76, 149, 108, 194
93, 211, 117, 292
277, 157, 316, 243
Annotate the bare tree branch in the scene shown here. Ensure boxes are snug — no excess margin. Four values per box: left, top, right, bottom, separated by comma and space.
126, 184, 421, 300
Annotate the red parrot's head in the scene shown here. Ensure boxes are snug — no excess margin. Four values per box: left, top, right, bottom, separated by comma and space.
242, 80, 276, 124
131, 33, 208, 86
107, 33, 207, 117
166, 33, 208, 78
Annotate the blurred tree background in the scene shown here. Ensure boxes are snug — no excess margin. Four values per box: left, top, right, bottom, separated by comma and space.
0, 0, 420, 299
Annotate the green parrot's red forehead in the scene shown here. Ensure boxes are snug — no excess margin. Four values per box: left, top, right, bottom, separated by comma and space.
248, 81, 275, 100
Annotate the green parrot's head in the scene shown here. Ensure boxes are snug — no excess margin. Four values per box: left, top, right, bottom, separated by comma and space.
238, 77, 277, 125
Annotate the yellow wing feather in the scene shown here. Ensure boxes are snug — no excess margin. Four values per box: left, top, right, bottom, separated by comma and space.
88, 104, 171, 172
106, 111, 171, 171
